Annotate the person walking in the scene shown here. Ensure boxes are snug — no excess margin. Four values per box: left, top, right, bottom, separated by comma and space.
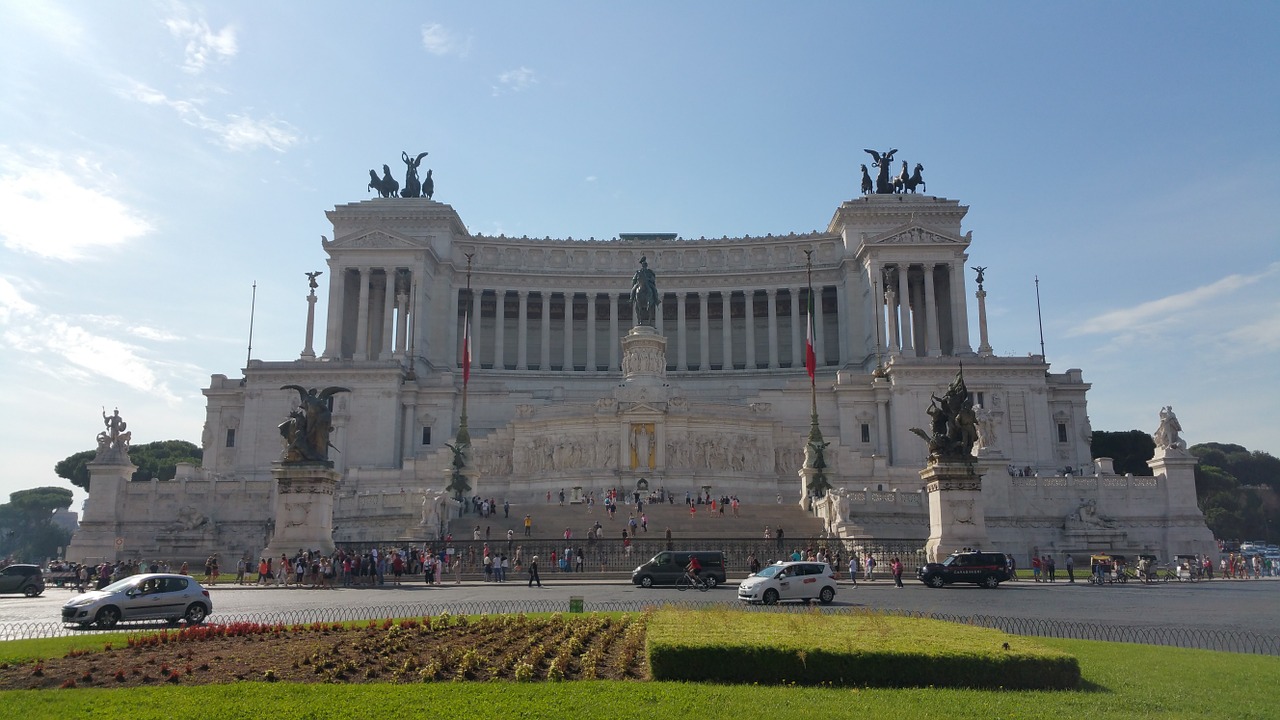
528, 555, 542, 587
891, 557, 904, 587
847, 554, 858, 586
524, 514, 533, 536
1065, 553, 1075, 582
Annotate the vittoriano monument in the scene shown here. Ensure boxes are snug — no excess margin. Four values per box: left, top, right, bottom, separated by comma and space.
365, 150, 433, 199
863, 148, 925, 195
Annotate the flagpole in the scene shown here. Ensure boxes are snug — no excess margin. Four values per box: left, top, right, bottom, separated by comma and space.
803, 249, 828, 500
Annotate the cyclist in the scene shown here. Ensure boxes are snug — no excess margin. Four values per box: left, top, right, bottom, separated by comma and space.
684, 555, 703, 584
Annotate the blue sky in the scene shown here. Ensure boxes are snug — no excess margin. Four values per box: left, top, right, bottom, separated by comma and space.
2, 2, 1277, 513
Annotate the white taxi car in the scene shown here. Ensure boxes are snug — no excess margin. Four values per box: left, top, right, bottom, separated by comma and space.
738, 561, 837, 605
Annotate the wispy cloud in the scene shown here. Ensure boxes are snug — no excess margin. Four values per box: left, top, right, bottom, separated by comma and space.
421, 23, 471, 57
0, 149, 152, 261
493, 67, 538, 96
164, 11, 238, 74
1068, 263, 1280, 337
0, 278, 183, 402
119, 79, 301, 153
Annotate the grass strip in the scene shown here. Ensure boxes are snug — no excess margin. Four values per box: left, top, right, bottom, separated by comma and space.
647, 607, 1079, 689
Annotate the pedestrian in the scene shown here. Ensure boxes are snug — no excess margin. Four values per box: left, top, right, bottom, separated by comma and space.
1065, 553, 1075, 582
640, 513, 647, 532
1046, 555, 1056, 582
528, 555, 542, 587
848, 554, 858, 586
665, 527, 673, 551
524, 514, 533, 536
1032, 555, 1042, 582
865, 555, 875, 581
776, 527, 784, 550
503, 499, 510, 518
891, 557, 904, 587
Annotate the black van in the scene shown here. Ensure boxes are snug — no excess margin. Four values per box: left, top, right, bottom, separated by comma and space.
632, 550, 726, 588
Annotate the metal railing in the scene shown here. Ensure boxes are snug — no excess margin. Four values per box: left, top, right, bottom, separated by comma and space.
4, 599, 1277, 655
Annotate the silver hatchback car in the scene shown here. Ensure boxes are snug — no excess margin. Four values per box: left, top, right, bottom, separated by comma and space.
62, 573, 212, 628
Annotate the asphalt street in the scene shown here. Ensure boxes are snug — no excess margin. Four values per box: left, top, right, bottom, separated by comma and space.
4, 576, 1277, 638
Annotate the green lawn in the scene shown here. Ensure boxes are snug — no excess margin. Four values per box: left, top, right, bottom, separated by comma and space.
1, 616, 1277, 718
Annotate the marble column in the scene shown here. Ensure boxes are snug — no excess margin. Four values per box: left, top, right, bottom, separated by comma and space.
353, 267, 371, 361
301, 287, 318, 360
789, 287, 802, 368
562, 293, 574, 370
586, 292, 597, 371
896, 265, 913, 356
608, 293, 619, 371
540, 292, 551, 370
321, 267, 345, 360
767, 289, 779, 369
813, 286, 826, 368
394, 285, 408, 358
380, 269, 396, 360
698, 291, 710, 371
516, 290, 529, 370
951, 263, 974, 354
493, 290, 506, 370
721, 291, 732, 370
470, 286, 482, 369
744, 290, 756, 369
976, 286, 994, 356
885, 287, 900, 355
677, 293, 688, 371
923, 265, 941, 357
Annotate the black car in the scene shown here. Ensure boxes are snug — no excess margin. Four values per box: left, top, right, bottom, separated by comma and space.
0, 564, 46, 597
917, 551, 1010, 588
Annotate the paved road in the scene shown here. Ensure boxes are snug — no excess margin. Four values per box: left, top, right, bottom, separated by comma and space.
4, 577, 1276, 639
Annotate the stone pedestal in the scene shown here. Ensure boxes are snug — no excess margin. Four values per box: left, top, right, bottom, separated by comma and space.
922, 461, 991, 562
65, 455, 135, 564
263, 463, 341, 558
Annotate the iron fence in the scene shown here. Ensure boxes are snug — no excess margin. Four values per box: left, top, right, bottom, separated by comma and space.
3, 598, 1277, 656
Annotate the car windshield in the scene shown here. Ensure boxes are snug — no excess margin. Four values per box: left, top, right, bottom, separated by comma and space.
100, 577, 142, 594
754, 565, 784, 578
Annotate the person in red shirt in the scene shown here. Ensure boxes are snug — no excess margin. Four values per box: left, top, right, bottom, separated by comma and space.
685, 555, 702, 582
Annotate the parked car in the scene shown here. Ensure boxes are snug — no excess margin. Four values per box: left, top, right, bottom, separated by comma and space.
917, 551, 1011, 588
632, 550, 727, 588
738, 561, 837, 605
61, 573, 212, 628
0, 564, 45, 597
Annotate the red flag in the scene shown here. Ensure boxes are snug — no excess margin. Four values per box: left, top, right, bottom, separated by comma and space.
805, 289, 816, 381
462, 311, 471, 386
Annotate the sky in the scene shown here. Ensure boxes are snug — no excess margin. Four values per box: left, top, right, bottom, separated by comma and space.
1, 2, 1277, 515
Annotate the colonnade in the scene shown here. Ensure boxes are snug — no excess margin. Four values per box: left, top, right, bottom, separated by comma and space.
321, 266, 413, 361
454, 286, 838, 373
873, 261, 971, 358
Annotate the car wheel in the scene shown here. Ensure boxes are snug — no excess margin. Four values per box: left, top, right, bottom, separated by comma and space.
703, 575, 718, 589
23, 585, 41, 597
95, 606, 121, 629
763, 589, 779, 605
982, 575, 1000, 589
183, 603, 208, 625
819, 586, 835, 605
638, 575, 653, 588
927, 574, 945, 589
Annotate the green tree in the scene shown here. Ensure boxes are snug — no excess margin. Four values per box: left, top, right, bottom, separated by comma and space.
1190, 442, 1280, 542
1090, 430, 1155, 476
54, 440, 203, 491
0, 486, 74, 562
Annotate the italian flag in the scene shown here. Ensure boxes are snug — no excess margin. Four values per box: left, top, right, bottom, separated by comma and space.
805, 288, 816, 382
462, 311, 471, 386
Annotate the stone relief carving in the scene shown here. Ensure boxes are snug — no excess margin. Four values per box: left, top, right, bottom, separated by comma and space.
1065, 498, 1116, 529
513, 432, 617, 473
775, 445, 806, 474
664, 432, 771, 472
516, 404, 535, 418
167, 505, 210, 532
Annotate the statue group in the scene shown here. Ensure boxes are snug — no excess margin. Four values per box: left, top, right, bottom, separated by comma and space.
910, 367, 978, 462
278, 386, 350, 463
367, 150, 434, 199
862, 148, 925, 195
96, 407, 132, 458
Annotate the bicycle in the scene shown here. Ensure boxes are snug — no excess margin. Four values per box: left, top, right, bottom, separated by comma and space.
676, 572, 710, 592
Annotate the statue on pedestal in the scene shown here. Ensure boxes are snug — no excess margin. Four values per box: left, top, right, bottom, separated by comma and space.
863, 148, 898, 194
95, 407, 132, 459
400, 151, 429, 198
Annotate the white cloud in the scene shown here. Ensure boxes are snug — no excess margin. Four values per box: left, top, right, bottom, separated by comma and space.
585, 175, 598, 183
1068, 263, 1280, 337
164, 13, 238, 74
1222, 302, 1280, 352
493, 67, 538, 95
0, 149, 152, 261
3, 2, 88, 53
118, 80, 300, 153
0, 278, 183, 403
421, 23, 470, 57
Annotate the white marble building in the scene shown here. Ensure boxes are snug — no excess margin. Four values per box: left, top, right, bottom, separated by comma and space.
67, 190, 1216, 564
